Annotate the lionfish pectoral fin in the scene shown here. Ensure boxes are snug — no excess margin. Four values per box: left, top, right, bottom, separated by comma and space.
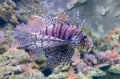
44, 45, 74, 68
28, 46, 46, 60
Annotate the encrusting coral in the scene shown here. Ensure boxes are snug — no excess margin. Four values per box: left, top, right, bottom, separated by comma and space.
96, 49, 120, 64
0, 3, 18, 25
66, 68, 78, 79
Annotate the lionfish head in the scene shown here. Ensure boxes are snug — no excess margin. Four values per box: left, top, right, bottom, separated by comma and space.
79, 34, 93, 48
71, 32, 93, 48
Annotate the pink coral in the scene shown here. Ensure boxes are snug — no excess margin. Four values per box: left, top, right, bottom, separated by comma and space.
66, 68, 78, 79
97, 49, 120, 64
105, 50, 120, 63
71, 52, 80, 66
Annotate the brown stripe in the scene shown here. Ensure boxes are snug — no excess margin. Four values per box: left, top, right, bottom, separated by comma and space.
45, 26, 48, 35
54, 24, 57, 38
58, 24, 63, 38
68, 26, 77, 38
52, 24, 55, 37
62, 25, 70, 40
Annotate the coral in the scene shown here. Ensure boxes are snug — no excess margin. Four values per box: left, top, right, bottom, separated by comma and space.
77, 72, 91, 79
77, 61, 106, 77
105, 50, 120, 64
9, 70, 45, 79
87, 67, 106, 77
0, 65, 15, 78
0, 49, 30, 66
105, 28, 120, 47
96, 49, 120, 64
66, 68, 78, 79
48, 64, 70, 79
77, 61, 90, 74
48, 72, 68, 79
1, 1, 120, 78
0, 3, 18, 25
83, 53, 97, 66
0, 47, 47, 79
71, 48, 80, 66
105, 28, 120, 42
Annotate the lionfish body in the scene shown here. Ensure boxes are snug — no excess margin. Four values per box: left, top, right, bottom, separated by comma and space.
13, 14, 92, 68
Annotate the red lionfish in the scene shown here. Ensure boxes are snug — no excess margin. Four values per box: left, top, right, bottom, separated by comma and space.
13, 13, 93, 68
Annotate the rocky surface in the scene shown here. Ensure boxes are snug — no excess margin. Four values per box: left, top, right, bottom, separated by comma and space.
15, 0, 44, 23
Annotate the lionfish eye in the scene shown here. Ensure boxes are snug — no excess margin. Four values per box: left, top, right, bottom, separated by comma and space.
83, 35, 87, 39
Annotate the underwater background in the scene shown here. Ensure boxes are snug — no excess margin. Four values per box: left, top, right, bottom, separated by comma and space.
0, 0, 120, 79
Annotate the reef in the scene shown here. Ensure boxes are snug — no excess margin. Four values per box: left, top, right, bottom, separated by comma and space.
0, 0, 120, 79
0, 16, 120, 79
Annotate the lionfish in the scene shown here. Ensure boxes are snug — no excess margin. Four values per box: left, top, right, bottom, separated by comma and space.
13, 13, 93, 68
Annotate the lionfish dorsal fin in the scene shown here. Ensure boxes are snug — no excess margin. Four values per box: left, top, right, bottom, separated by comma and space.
56, 12, 68, 21
28, 15, 49, 28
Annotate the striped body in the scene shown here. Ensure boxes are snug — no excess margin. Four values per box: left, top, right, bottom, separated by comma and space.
14, 16, 87, 48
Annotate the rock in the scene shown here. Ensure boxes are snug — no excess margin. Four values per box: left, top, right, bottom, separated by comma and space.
77, 72, 92, 79
35, 54, 47, 69
48, 64, 70, 79
3, 0, 16, 9
0, 66, 15, 79
52, 67, 61, 74
106, 64, 120, 74
95, 73, 120, 79
0, 49, 30, 66
60, 63, 70, 71
0, 4, 18, 26
48, 72, 68, 79
96, 5, 110, 16
15, 0, 44, 23
67, 0, 87, 9
53, 63, 70, 73
87, 67, 106, 77
9, 70, 45, 79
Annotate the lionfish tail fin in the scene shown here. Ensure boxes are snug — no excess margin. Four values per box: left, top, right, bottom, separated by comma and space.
13, 24, 33, 48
